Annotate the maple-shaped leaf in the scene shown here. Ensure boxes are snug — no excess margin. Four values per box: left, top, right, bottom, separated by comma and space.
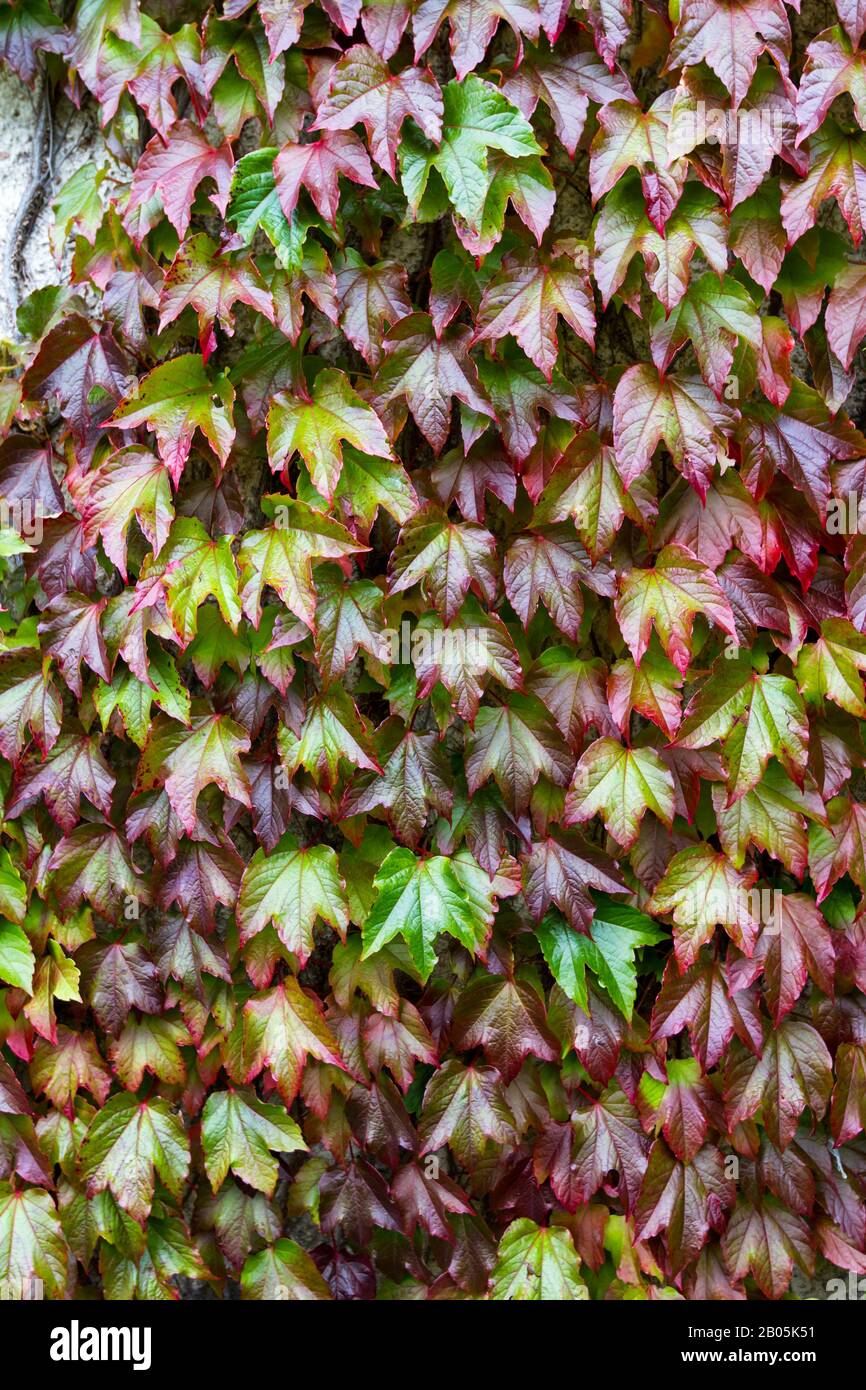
563, 738, 675, 851
615, 545, 736, 676
526, 647, 617, 746
315, 44, 443, 180
676, 655, 809, 800
151, 914, 231, 999
0, 653, 62, 762
283, 685, 380, 787
809, 796, 866, 900
667, 0, 792, 110
635, 1140, 734, 1275
348, 729, 453, 846
125, 121, 234, 242
796, 618, 866, 718
608, 650, 683, 741
652, 950, 763, 1072
738, 380, 866, 523
476, 345, 582, 462
388, 505, 497, 623
452, 973, 557, 1082
79, 446, 174, 581
241, 1239, 332, 1301
538, 899, 666, 1020
267, 368, 392, 502
159, 234, 273, 357
237, 835, 349, 965
0, 433, 63, 519
725, 1019, 833, 1149
47, 824, 151, 925
6, 732, 114, 833
523, 831, 625, 931
362, 847, 495, 981
80, 1093, 189, 1225
36, 594, 111, 699
93, 13, 206, 139
649, 273, 761, 401
594, 174, 727, 312
0, 0, 67, 85
226, 147, 314, 271
545, 1084, 646, 1212
111, 355, 235, 485
22, 314, 130, 446
237, 497, 366, 631
474, 245, 594, 380
502, 37, 633, 159
729, 182, 788, 294
781, 120, 866, 246
612, 366, 738, 499
139, 710, 251, 833
418, 1058, 515, 1168
373, 312, 494, 455
465, 693, 572, 814
412, 0, 540, 81
797, 26, 866, 146
243, 978, 345, 1105
648, 844, 759, 968
108, 1014, 191, 1091
491, 1218, 587, 1300
430, 434, 517, 522
201, 1087, 306, 1196
505, 526, 613, 642
826, 261, 866, 371
313, 566, 384, 686
157, 830, 243, 931
133, 517, 240, 648
30, 1027, 112, 1114
400, 74, 541, 228
334, 249, 412, 370
0, 1184, 70, 1300
533, 427, 649, 562
711, 763, 822, 878
721, 1195, 813, 1299
274, 130, 377, 226
0, 919, 33, 991
589, 93, 685, 232
830, 1042, 866, 1145
748, 893, 835, 1024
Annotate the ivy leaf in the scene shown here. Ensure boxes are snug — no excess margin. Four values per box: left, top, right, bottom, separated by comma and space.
826, 261, 866, 370
389, 505, 497, 623
465, 693, 572, 814
452, 974, 558, 1082
613, 366, 738, 499
412, 0, 540, 82
241, 1239, 332, 1300
79, 446, 174, 580
201, 1087, 306, 1196
781, 120, 866, 246
362, 847, 495, 981
0, 920, 34, 992
237, 498, 366, 631
268, 368, 393, 502
615, 545, 737, 674
139, 711, 251, 834
635, 1141, 734, 1275
474, 245, 595, 380
418, 1059, 515, 1168
334, 249, 412, 369
537, 898, 665, 1019
0, 1183, 70, 1300
648, 844, 759, 968
652, 951, 764, 1074
491, 1219, 587, 1300
721, 1195, 813, 1300
125, 120, 234, 242
725, 1019, 833, 1149
243, 978, 345, 1105
649, 273, 761, 400
80, 1093, 189, 1225
667, 0, 792, 110
158, 234, 273, 355
315, 44, 443, 180
237, 836, 349, 964
564, 738, 675, 851
274, 130, 377, 225
112, 355, 235, 485
374, 312, 494, 455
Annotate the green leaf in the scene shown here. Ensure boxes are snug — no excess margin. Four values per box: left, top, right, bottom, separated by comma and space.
491, 1218, 588, 1300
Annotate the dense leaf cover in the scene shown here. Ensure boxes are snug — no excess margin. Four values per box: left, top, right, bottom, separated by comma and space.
1, 0, 866, 1304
